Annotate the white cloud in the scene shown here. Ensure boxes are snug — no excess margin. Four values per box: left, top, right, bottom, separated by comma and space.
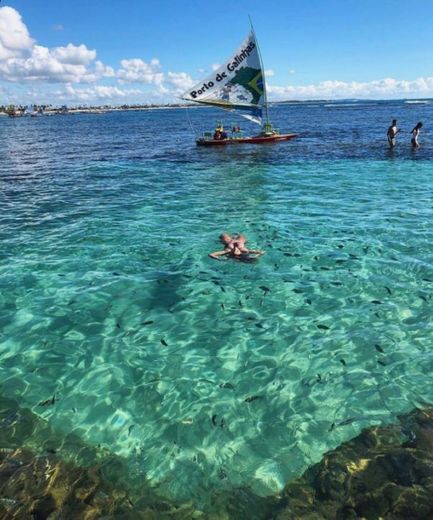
117, 58, 164, 85
288, 69, 295, 75
0, 44, 100, 83
52, 43, 96, 65
166, 71, 194, 90
52, 24, 64, 32
267, 76, 433, 100
211, 63, 220, 71
95, 60, 115, 78
0, 6, 34, 60
264, 69, 274, 77
57, 84, 143, 102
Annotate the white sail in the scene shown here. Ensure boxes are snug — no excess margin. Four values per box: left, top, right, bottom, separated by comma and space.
181, 31, 265, 125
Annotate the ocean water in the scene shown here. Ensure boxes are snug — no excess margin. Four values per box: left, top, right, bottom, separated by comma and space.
1, 100, 433, 507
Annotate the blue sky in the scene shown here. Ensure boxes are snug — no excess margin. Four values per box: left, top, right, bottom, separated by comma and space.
1, 0, 433, 105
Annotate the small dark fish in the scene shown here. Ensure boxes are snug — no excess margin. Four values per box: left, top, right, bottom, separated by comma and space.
331, 281, 343, 286
340, 359, 347, 366
220, 286, 226, 293
329, 422, 336, 431
305, 298, 312, 305
211, 414, 224, 428
221, 303, 225, 310
116, 322, 121, 328
112, 272, 121, 276
293, 288, 303, 294
160, 338, 168, 346
238, 300, 243, 307
128, 425, 135, 436
335, 259, 346, 264
255, 323, 265, 329
142, 320, 154, 326
419, 294, 428, 302
337, 244, 344, 249
349, 254, 359, 260
246, 316, 256, 320
39, 394, 56, 407
371, 300, 382, 305
316, 374, 322, 383
46, 448, 57, 454
244, 395, 263, 403
384, 286, 392, 295
338, 418, 355, 426
219, 382, 235, 390
317, 324, 330, 330
284, 252, 294, 257
377, 360, 386, 366
259, 286, 271, 294
320, 266, 331, 271
423, 278, 433, 283
218, 468, 228, 480
375, 344, 384, 353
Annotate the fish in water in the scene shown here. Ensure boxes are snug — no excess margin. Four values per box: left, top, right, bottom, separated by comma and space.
259, 286, 271, 294
317, 324, 330, 330
211, 414, 224, 428
39, 394, 56, 407
384, 286, 392, 295
142, 320, 154, 326
340, 359, 347, 366
371, 300, 382, 305
375, 344, 384, 353
160, 338, 168, 346
219, 382, 235, 390
244, 395, 263, 403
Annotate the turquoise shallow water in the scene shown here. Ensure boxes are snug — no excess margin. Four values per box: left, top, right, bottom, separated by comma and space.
2, 105, 433, 506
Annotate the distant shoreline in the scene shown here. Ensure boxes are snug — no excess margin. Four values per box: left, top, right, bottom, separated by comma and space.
1, 97, 432, 117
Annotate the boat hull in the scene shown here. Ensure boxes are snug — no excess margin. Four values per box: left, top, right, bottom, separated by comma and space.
196, 133, 298, 146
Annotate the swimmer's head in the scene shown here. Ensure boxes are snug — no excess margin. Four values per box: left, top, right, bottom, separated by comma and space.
219, 233, 232, 245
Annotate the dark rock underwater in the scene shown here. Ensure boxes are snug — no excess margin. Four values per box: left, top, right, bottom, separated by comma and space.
2, 396, 433, 519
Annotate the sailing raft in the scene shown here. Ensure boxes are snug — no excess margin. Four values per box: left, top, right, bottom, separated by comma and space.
181, 28, 297, 146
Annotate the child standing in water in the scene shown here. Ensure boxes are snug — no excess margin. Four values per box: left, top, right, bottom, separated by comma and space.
411, 122, 423, 149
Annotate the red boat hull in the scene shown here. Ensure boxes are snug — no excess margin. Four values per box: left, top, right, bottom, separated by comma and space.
196, 133, 298, 146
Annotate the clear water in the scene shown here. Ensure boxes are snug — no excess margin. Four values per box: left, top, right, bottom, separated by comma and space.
1, 100, 433, 505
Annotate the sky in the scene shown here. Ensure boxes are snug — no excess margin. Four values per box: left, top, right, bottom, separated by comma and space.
1, 0, 433, 105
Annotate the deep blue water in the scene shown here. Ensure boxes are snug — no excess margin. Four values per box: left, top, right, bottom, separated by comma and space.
1, 100, 433, 507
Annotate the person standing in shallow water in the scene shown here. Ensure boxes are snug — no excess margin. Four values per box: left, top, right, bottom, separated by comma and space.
411, 122, 423, 149
387, 119, 400, 148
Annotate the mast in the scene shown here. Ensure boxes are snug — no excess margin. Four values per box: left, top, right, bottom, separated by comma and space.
249, 17, 270, 129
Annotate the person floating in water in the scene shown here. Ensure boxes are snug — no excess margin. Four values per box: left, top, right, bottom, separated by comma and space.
411, 122, 423, 149
387, 119, 400, 148
209, 233, 264, 262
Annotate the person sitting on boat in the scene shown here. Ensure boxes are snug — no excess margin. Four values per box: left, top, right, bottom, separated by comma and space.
213, 129, 222, 140
220, 129, 228, 139
209, 233, 264, 262
232, 125, 241, 133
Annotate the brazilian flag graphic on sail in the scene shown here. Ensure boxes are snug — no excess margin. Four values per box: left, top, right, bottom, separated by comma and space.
228, 67, 264, 105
